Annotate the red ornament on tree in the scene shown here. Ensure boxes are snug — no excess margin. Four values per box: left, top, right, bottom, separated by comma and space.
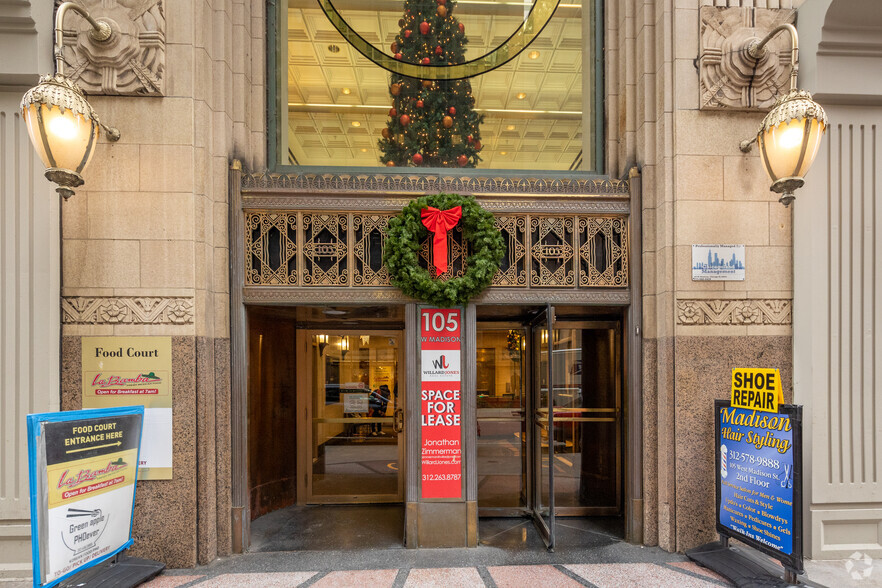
421, 57, 430, 65
394, 53, 402, 60
412, 153, 424, 165
437, 0, 445, 4
416, 100, 424, 108
420, 21, 430, 35
475, 141, 482, 150
448, 107, 456, 115
386, 161, 395, 167
389, 107, 397, 117
404, 29, 412, 38
391, 42, 398, 53
443, 115, 453, 128
437, 5, 447, 17
434, 45, 443, 55
400, 114, 411, 126
398, 18, 405, 27
457, 154, 468, 166
422, 80, 433, 89
458, 22, 465, 33
381, 128, 391, 139
467, 135, 474, 143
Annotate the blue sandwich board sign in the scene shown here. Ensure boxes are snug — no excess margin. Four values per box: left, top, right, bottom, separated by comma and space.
27, 406, 144, 587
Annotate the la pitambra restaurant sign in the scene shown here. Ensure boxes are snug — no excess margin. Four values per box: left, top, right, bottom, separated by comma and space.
715, 368, 803, 573
28, 406, 144, 587
82, 337, 172, 479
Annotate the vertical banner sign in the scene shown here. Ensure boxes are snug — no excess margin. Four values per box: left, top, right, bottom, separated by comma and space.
82, 337, 173, 479
28, 406, 144, 588
420, 308, 463, 499
716, 398, 803, 572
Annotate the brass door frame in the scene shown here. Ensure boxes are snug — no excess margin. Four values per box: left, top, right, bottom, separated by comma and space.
550, 319, 623, 517
475, 316, 624, 519
297, 328, 406, 504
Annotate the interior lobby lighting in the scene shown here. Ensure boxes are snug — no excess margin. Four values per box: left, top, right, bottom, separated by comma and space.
528, 50, 540, 59
341, 87, 351, 95
317, 334, 329, 356
351, 121, 361, 127
738, 24, 827, 206
20, 2, 120, 200
500, 151, 508, 155
506, 124, 516, 131
340, 336, 350, 360
516, 92, 527, 100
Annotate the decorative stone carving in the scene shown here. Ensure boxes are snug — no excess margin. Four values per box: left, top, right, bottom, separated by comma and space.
241, 171, 630, 197
676, 299, 791, 326
57, 0, 165, 96
62, 296, 193, 324
699, 6, 796, 110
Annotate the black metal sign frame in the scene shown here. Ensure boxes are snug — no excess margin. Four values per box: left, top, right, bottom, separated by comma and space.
714, 399, 804, 574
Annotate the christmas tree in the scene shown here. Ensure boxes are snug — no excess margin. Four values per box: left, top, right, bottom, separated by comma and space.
378, 0, 484, 167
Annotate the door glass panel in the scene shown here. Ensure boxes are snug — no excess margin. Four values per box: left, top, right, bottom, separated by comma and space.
552, 327, 619, 510
311, 333, 401, 499
476, 329, 526, 509
532, 306, 554, 547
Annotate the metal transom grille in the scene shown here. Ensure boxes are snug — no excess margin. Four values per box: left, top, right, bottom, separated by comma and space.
245, 211, 628, 289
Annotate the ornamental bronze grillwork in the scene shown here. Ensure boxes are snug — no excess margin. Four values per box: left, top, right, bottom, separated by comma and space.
493, 216, 528, 287
530, 217, 576, 287
244, 211, 628, 290
419, 224, 467, 280
302, 213, 348, 286
245, 212, 297, 285
578, 217, 629, 287
353, 214, 393, 286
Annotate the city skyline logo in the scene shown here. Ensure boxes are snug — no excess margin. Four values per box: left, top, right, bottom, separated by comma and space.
692, 244, 746, 282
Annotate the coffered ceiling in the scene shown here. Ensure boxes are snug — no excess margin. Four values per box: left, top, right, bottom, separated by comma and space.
284, 0, 593, 170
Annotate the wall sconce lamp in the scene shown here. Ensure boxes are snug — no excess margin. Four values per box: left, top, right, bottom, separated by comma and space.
20, 2, 121, 200
317, 334, 328, 356
739, 24, 827, 207
340, 336, 350, 360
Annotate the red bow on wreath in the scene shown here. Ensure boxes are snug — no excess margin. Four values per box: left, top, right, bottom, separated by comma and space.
421, 206, 462, 275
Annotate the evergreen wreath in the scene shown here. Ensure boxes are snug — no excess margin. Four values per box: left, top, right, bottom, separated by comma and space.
384, 193, 505, 307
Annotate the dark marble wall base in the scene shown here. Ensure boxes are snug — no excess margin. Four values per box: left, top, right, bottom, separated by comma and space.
61, 335, 231, 568
672, 335, 792, 552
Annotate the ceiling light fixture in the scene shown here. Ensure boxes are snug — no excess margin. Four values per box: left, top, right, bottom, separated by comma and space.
328, 44, 341, 53
341, 87, 351, 95
528, 50, 540, 59
351, 121, 361, 127
506, 124, 516, 131
20, 2, 120, 200
516, 92, 527, 100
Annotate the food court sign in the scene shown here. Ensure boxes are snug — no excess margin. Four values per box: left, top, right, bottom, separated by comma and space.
715, 368, 803, 573
28, 407, 144, 587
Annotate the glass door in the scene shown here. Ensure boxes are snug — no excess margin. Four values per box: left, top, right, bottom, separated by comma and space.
531, 304, 555, 548
304, 330, 405, 503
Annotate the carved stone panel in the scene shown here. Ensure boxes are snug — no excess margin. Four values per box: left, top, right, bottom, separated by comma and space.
57, 0, 165, 95
699, 6, 796, 110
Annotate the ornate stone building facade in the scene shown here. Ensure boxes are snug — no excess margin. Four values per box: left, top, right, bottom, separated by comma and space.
0, 0, 879, 578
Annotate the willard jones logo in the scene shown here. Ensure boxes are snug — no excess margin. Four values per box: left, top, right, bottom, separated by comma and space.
91, 372, 161, 395
422, 351, 461, 381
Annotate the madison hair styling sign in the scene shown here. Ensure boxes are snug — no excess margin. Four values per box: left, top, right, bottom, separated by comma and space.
28, 406, 144, 587
420, 308, 463, 499
715, 393, 804, 572
81, 337, 172, 479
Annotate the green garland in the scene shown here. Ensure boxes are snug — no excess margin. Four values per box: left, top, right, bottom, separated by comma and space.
384, 193, 505, 307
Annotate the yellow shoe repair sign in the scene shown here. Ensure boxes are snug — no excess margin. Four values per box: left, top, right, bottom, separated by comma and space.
731, 368, 785, 413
